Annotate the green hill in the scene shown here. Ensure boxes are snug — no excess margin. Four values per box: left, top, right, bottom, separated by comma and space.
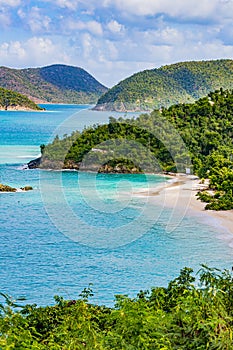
0, 64, 108, 104
0, 87, 43, 110
94, 59, 233, 111
37, 88, 233, 210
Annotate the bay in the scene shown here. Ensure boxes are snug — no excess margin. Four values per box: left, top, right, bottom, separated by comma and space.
0, 104, 232, 306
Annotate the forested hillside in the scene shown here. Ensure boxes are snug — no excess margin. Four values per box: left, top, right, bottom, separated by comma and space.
94, 59, 233, 111
0, 87, 43, 110
38, 89, 233, 210
0, 64, 108, 104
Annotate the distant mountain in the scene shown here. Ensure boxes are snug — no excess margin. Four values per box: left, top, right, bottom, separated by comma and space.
94, 59, 233, 111
0, 64, 108, 104
0, 87, 43, 110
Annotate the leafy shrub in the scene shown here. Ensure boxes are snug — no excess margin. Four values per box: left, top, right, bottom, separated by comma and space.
1, 266, 233, 349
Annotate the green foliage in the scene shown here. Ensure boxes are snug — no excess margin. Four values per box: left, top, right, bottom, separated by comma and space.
95, 59, 233, 111
0, 64, 108, 104
1, 266, 233, 349
41, 89, 233, 209
0, 87, 43, 110
196, 146, 233, 210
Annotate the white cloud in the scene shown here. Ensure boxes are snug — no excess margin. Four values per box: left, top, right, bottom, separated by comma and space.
42, 0, 79, 10
143, 27, 185, 46
68, 20, 103, 36
81, 33, 92, 59
0, 0, 232, 87
18, 7, 51, 32
0, 41, 26, 61
0, 37, 69, 67
107, 20, 124, 33
102, 0, 231, 21
0, 0, 21, 6
0, 9, 11, 27
105, 40, 118, 59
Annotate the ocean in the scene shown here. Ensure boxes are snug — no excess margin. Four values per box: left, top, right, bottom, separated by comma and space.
0, 104, 232, 306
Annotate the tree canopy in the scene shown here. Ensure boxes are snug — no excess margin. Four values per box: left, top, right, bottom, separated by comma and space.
95, 59, 233, 111
41, 89, 233, 210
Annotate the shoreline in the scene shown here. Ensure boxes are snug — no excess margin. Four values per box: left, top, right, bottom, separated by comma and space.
0, 106, 44, 112
134, 174, 233, 236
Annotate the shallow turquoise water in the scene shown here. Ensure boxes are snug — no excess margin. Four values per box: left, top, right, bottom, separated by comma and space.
0, 105, 232, 306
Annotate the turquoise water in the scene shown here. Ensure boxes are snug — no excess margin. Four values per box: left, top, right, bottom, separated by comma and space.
0, 105, 233, 306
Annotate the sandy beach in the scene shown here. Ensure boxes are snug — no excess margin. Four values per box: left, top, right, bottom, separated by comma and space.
134, 174, 233, 236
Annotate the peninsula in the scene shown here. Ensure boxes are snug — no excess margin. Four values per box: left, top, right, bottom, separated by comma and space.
0, 87, 43, 111
28, 89, 233, 211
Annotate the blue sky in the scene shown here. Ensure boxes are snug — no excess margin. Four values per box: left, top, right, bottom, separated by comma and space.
0, 0, 233, 87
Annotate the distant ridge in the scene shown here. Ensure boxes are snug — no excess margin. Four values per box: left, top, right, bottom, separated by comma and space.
94, 59, 233, 111
0, 64, 108, 104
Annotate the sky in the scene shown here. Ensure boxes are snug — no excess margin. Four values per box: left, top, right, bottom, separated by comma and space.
0, 0, 233, 87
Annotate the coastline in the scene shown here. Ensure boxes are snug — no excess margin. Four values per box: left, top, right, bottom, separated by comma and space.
0, 106, 43, 112
134, 174, 233, 236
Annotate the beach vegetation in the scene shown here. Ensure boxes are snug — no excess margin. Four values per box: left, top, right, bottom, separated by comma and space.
1, 266, 233, 349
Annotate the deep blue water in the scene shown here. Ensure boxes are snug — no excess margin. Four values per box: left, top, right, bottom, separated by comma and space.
0, 105, 233, 306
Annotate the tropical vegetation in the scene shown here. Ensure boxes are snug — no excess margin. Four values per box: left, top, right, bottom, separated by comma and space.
95, 59, 233, 111
1, 266, 233, 349
0, 87, 43, 110
39, 88, 233, 210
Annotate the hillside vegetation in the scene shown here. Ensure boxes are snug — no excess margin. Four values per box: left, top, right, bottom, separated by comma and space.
0, 87, 43, 110
0, 64, 108, 104
95, 59, 233, 111
39, 89, 233, 210
1, 266, 233, 349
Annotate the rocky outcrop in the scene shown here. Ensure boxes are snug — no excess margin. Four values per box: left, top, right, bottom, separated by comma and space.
27, 157, 42, 169
0, 183, 33, 192
27, 157, 142, 174
20, 186, 33, 191
0, 183, 17, 192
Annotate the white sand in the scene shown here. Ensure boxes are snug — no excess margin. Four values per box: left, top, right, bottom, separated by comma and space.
134, 174, 233, 236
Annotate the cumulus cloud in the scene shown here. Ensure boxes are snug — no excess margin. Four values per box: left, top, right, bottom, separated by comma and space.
0, 9, 11, 28
18, 7, 51, 32
0, 0, 232, 86
143, 27, 185, 46
0, 37, 69, 67
107, 20, 124, 33
67, 20, 103, 36
0, 0, 21, 6
102, 0, 232, 22
0, 41, 26, 61
42, 0, 79, 10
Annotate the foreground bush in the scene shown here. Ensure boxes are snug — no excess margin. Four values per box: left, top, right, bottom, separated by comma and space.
1, 266, 233, 349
